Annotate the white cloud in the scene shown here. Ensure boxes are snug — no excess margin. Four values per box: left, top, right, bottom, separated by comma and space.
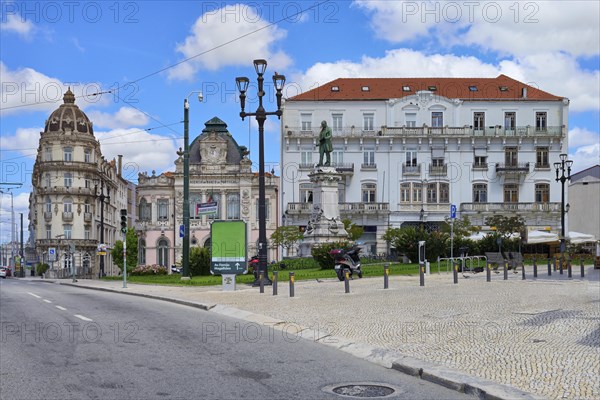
168, 3, 292, 80
569, 143, 600, 173
0, 14, 35, 38
0, 127, 42, 158
569, 127, 600, 149
86, 107, 150, 129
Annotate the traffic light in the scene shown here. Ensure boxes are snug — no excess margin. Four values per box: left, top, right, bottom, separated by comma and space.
120, 209, 127, 234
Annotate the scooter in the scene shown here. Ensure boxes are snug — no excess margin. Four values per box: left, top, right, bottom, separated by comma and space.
248, 255, 259, 279
330, 244, 363, 281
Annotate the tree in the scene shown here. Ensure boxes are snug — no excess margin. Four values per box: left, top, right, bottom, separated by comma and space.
441, 215, 479, 238
342, 219, 364, 242
270, 226, 304, 255
111, 228, 138, 273
485, 215, 526, 239
383, 226, 427, 263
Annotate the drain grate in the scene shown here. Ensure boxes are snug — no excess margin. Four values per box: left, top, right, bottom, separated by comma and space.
328, 384, 396, 398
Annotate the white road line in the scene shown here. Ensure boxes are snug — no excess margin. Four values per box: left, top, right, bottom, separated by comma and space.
74, 314, 93, 322
27, 292, 41, 299
55, 306, 67, 311
43, 299, 52, 303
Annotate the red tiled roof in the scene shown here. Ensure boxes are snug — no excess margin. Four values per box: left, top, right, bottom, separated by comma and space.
288, 75, 563, 102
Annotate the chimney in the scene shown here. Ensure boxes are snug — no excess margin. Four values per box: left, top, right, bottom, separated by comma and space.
521, 87, 527, 98
118, 155, 123, 177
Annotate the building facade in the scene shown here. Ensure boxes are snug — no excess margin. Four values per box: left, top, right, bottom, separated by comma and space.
136, 117, 280, 268
29, 89, 132, 277
281, 75, 569, 255
568, 165, 600, 240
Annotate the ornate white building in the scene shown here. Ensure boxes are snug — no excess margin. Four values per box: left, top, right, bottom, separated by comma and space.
281, 75, 569, 256
136, 117, 280, 268
29, 89, 132, 277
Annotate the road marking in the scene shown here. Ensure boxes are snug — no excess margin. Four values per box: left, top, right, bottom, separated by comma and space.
55, 306, 67, 311
74, 314, 93, 322
27, 292, 41, 299
43, 299, 52, 303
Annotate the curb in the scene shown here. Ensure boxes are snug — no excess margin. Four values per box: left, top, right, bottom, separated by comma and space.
50, 280, 540, 400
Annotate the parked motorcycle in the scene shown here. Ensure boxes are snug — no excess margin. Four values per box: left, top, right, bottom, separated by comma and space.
249, 255, 259, 279
330, 245, 363, 281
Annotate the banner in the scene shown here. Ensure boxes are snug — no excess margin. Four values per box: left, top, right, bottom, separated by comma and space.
196, 201, 217, 216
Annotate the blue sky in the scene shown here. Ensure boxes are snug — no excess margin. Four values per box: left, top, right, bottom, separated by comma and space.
1, 0, 599, 243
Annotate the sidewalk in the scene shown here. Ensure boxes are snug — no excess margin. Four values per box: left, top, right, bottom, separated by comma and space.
29, 267, 600, 400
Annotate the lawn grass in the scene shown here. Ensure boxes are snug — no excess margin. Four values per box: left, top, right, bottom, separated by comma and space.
103, 262, 421, 286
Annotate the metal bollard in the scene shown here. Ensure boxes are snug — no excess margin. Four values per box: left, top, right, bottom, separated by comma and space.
289, 272, 295, 297
522, 261, 526, 280
419, 262, 425, 287
580, 259, 585, 278
548, 258, 552, 276
559, 256, 564, 275
273, 271, 278, 296
486, 260, 491, 282
453, 262, 458, 284
259, 272, 264, 293
344, 271, 350, 293
567, 258, 572, 278
504, 261, 508, 280
384, 264, 389, 289
533, 258, 538, 278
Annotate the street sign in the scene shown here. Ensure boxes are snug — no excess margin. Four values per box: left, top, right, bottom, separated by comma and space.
97, 243, 107, 256
48, 247, 56, 262
450, 204, 457, 219
179, 224, 185, 238
211, 220, 247, 275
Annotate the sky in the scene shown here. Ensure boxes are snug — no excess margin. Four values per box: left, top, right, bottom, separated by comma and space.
1, 0, 599, 244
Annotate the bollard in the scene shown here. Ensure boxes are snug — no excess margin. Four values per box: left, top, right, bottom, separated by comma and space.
559, 255, 564, 275
384, 264, 389, 289
486, 260, 491, 282
548, 258, 552, 276
273, 271, 278, 296
533, 258, 538, 278
419, 262, 425, 287
522, 261, 526, 280
344, 271, 350, 293
289, 272, 295, 297
567, 258, 572, 278
259, 272, 264, 293
580, 259, 585, 278
453, 262, 458, 284
504, 260, 508, 280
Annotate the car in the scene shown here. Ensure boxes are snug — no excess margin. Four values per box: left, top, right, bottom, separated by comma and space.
0, 267, 7, 279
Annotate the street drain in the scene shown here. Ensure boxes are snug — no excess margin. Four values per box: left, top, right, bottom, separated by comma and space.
322, 383, 399, 398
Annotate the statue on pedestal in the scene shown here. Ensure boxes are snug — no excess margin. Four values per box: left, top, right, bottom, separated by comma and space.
316, 120, 332, 167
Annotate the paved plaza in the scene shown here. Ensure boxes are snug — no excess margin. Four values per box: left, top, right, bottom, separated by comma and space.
36, 267, 600, 399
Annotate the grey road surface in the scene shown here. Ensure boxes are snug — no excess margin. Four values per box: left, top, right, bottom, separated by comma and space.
0, 279, 475, 400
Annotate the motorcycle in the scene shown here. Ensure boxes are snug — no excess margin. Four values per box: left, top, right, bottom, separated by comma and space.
248, 255, 259, 279
330, 245, 363, 281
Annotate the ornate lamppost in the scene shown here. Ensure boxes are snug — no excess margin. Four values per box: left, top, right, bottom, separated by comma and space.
554, 153, 572, 268
94, 180, 109, 278
236, 59, 285, 286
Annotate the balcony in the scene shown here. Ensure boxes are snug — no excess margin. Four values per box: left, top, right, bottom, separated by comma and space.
361, 163, 377, 170
62, 212, 73, 221
428, 164, 447, 175
403, 164, 421, 175
286, 202, 389, 215
44, 211, 52, 221
495, 162, 530, 175
461, 202, 561, 213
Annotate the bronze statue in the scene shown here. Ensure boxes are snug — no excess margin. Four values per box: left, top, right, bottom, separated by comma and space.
317, 120, 333, 166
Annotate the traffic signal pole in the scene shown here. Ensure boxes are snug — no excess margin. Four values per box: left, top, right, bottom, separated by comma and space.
120, 209, 127, 288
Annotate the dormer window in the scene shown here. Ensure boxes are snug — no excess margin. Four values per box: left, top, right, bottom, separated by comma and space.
499, 86, 509, 92
402, 86, 411, 92
331, 86, 339, 92
361, 86, 370, 92
427, 85, 437, 91
469, 86, 478, 91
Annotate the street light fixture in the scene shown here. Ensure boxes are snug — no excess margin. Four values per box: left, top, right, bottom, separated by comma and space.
554, 153, 572, 261
178, 91, 203, 280
236, 59, 285, 286
94, 180, 110, 278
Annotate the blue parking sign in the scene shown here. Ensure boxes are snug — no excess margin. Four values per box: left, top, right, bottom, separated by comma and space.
179, 224, 185, 238
450, 204, 457, 219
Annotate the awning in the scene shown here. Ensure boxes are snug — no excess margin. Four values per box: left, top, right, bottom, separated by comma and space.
432, 148, 445, 158
568, 231, 596, 244
526, 230, 559, 244
466, 232, 487, 241
474, 148, 487, 157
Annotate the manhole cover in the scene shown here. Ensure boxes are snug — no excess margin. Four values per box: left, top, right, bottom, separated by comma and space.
323, 383, 397, 398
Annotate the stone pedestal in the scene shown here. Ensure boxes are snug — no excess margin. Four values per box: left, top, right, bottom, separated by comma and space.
299, 167, 348, 256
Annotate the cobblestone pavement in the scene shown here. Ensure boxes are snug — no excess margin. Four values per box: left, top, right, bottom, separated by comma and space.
45, 267, 600, 399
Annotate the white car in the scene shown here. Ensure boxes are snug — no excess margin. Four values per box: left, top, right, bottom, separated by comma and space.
0, 267, 7, 278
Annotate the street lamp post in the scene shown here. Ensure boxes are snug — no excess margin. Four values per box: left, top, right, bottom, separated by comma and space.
236, 59, 285, 286
554, 153, 572, 263
94, 181, 110, 278
178, 91, 203, 280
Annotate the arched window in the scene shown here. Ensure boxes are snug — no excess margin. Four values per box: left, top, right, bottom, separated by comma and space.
157, 238, 169, 267
138, 239, 146, 265
139, 198, 151, 221
44, 173, 51, 188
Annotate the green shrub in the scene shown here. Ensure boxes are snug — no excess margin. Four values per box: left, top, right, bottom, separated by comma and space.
190, 246, 211, 276
311, 241, 350, 270
278, 257, 319, 270
131, 264, 167, 276
36, 263, 49, 276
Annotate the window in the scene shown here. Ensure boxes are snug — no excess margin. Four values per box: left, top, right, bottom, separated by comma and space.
138, 239, 146, 265
332, 113, 343, 133
406, 150, 417, 167
158, 199, 169, 221
300, 183, 313, 203
405, 113, 416, 127
255, 200, 271, 221
432, 158, 444, 167
505, 147, 518, 166
363, 113, 374, 131
362, 183, 376, 203
301, 150, 313, 166
84, 201, 91, 213
63, 147, 73, 162
535, 183, 550, 203
64, 172, 72, 188
474, 156, 487, 168
84, 226, 91, 240
536, 147, 549, 168
331, 150, 344, 165
63, 224, 72, 239
45, 225, 52, 239
363, 149, 375, 166
331, 86, 339, 92
412, 183, 422, 203
431, 112, 443, 127
504, 112, 516, 130
535, 112, 547, 131
63, 198, 73, 213
427, 183, 437, 204
400, 183, 411, 203
473, 184, 487, 203
84, 149, 91, 163
338, 184, 346, 203
45, 197, 52, 213
139, 198, 151, 221
44, 147, 52, 161
473, 112, 485, 130
402, 86, 411, 92
439, 183, 449, 203
84, 177, 91, 189
361, 86, 370, 92
227, 193, 240, 220
301, 113, 312, 131
504, 184, 519, 203
469, 85, 478, 92
208, 193, 221, 220
44, 173, 52, 188
157, 238, 169, 267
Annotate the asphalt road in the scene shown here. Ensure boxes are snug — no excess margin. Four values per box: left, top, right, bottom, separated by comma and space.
0, 279, 475, 400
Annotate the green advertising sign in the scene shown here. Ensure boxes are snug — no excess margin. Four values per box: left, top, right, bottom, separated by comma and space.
210, 220, 247, 275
